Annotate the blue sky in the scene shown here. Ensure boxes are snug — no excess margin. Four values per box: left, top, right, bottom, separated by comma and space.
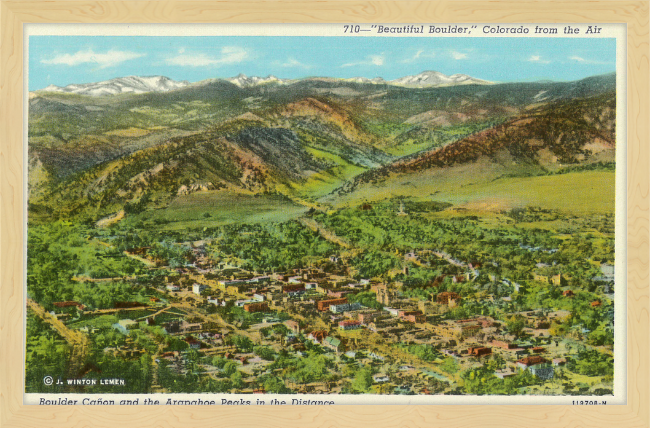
29, 36, 616, 90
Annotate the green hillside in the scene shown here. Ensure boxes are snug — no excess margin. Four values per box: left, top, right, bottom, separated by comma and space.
28, 73, 616, 225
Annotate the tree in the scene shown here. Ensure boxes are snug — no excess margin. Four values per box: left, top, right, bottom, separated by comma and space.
230, 371, 243, 389
440, 357, 460, 374
222, 361, 238, 376
506, 315, 526, 339
351, 366, 374, 393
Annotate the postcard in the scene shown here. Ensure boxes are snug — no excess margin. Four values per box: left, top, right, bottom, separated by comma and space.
24, 23, 626, 406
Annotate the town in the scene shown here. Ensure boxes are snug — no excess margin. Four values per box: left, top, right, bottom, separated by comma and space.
26, 201, 615, 396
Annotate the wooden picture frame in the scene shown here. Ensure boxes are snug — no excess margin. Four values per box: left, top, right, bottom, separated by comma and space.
1, 1, 647, 427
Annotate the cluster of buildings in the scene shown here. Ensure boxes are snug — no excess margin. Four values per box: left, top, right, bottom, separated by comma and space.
58, 238, 613, 395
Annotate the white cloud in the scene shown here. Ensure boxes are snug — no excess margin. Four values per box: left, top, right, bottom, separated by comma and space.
450, 51, 468, 60
278, 58, 312, 69
402, 49, 435, 63
165, 46, 249, 67
568, 55, 611, 65
370, 55, 384, 66
528, 55, 551, 64
341, 54, 385, 68
41, 49, 144, 69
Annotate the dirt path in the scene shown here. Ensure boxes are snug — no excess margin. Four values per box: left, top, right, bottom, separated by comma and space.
27, 299, 90, 376
299, 218, 353, 249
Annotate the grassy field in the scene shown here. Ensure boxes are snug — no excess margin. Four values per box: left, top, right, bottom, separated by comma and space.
328, 167, 615, 216
127, 190, 308, 230
439, 171, 615, 215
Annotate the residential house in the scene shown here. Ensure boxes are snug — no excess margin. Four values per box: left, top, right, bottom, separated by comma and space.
184, 337, 201, 350
339, 320, 362, 330
284, 320, 300, 334
330, 302, 362, 313
373, 374, 390, 383
282, 283, 306, 297
243, 302, 269, 313
516, 356, 554, 380
308, 330, 328, 344
491, 340, 518, 350
358, 311, 382, 325
317, 298, 348, 312
399, 310, 426, 323
467, 347, 492, 357
323, 336, 342, 353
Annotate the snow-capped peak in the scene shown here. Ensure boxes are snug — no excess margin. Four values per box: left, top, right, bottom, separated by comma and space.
38, 75, 190, 96
344, 76, 387, 84
225, 74, 290, 88
390, 71, 491, 87
36, 71, 491, 96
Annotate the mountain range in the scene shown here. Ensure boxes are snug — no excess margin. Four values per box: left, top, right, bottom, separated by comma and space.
28, 71, 616, 223
36, 70, 492, 96
41, 75, 191, 97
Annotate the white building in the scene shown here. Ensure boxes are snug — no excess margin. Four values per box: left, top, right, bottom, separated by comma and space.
372, 374, 390, 383
192, 283, 208, 295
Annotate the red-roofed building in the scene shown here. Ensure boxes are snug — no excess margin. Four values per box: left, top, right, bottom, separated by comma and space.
468, 347, 492, 357
317, 298, 347, 312
338, 320, 361, 330
517, 356, 554, 380
517, 356, 548, 369
243, 302, 269, 313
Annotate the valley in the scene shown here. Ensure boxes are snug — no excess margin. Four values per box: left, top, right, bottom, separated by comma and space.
26, 71, 617, 397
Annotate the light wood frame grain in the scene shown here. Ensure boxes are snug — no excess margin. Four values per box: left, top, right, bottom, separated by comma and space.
1, 2, 648, 427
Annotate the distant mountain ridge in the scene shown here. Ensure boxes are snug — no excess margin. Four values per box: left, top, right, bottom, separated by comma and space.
390, 71, 491, 87
41, 75, 191, 96
225, 74, 293, 88
37, 70, 492, 96
27, 70, 616, 223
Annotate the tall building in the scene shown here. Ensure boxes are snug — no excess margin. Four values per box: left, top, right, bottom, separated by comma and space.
373, 283, 392, 306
